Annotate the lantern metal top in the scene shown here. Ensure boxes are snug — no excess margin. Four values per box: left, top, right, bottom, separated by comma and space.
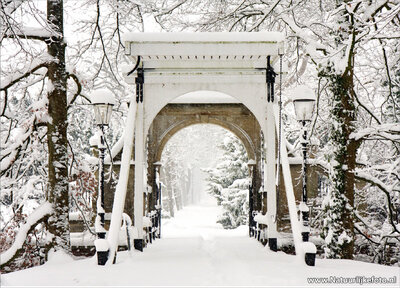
291, 85, 316, 101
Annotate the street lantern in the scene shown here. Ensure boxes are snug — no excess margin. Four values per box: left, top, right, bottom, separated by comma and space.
292, 85, 316, 122
91, 89, 116, 126
292, 85, 316, 244
90, 88, 115, 265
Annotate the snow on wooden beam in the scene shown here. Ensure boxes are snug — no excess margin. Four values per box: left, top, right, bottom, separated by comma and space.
124, 32, 284, 43
124, 32, 284, 58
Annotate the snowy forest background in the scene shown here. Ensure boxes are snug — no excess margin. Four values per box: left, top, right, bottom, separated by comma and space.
1, 0, 399, 273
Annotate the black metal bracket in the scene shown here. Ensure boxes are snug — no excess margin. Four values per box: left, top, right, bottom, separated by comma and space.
266, 56, 276, 103
135, 67, 144, 103
127, 56, 141, 76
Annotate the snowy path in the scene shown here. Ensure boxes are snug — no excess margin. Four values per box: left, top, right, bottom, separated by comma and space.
2, 200, 399, 287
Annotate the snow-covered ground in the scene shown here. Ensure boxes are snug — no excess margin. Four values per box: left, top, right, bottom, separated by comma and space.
2, 198, 399, 287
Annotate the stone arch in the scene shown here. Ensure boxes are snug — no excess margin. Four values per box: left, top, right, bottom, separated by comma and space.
145, 89, 264, 164
155, 118, 256, 163
146, 101, 264, 224
143, 84, 269, 140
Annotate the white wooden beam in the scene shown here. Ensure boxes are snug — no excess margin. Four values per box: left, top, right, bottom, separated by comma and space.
266, 102, 277, 241
273, 106, 304, 260
134, 101, 144, 240
107, 96, 137, 264
124, 70, 266, 85
129, 41, 283, 58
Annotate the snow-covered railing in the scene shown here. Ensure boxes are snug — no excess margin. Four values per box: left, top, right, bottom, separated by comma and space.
144, 210, 160, 243
254, 212, 269, 226
71, 220, 138, 249
253, 212, 268, 242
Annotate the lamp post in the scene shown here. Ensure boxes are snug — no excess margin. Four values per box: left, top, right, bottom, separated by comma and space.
91, 89, 115, 265
292, 85, 316, 243
247, 160, 256, 238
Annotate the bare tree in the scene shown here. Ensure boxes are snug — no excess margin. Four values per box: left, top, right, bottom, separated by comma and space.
1, 0, 145, 269
1, 0, 70, 258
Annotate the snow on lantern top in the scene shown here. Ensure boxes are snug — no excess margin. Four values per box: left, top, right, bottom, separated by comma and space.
90, 89, 115, 126
90, 89, 116, 105
291, 85, 316, 122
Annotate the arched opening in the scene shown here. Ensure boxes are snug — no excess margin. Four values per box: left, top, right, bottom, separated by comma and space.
144, 88, 269, 141
154, 117, 256, 163
148, 90, 261, 162
145, 90, 265, 238
158, 124, 251, 237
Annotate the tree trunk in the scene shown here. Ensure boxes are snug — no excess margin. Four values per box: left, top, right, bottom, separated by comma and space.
163, 167, 175, 217
168, 186, 175, 217
322, 66, 358, 259
319, 1, 360, 260
46, 0, 70, 252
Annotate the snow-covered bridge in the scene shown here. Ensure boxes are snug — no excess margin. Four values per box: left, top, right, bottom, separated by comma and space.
90, 32, 316, 266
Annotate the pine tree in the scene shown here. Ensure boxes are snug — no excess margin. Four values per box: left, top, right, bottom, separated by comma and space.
206, 133, 249, 229
218, 179, 249, 229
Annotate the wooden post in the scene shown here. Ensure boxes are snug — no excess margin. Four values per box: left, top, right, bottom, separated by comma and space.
266, 102, 277, 251
134, 102, 144, 250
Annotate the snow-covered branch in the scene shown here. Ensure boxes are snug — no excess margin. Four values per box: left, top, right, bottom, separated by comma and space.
0, 0, 26, 16
1, 118, 37, 176
355, 171, 400, 234
2, 26, 53, 41
0, 202, 52, 267
0, 53, 53, 91
350, 124, 400, 141
67, 73, 90, 107
155, 0, 188, 17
